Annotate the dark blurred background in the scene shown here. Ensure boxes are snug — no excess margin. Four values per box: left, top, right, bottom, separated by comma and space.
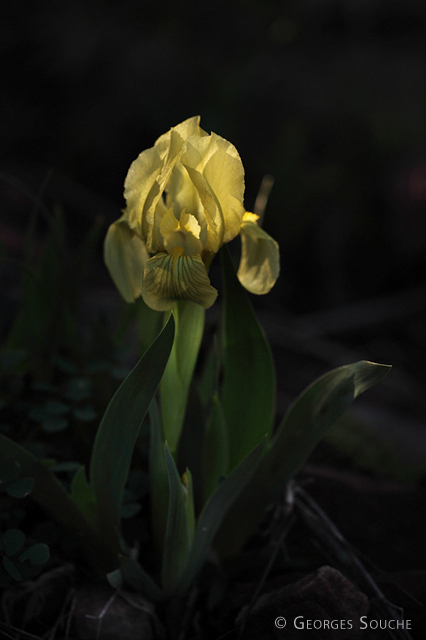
2, 0, 426, 474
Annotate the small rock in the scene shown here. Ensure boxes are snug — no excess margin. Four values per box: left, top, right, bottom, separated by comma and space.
237, 566, 369, 639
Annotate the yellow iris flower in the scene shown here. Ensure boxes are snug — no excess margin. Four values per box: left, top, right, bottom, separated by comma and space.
105, 116, 279, 310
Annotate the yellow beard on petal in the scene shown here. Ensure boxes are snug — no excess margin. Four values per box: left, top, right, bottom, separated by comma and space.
172, 246, 185, 273
172, 246, 185, 258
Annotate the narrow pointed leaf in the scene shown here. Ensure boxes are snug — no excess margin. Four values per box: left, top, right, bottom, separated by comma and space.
270, 360, 391, 483
221, 247, 275, 470
70, 466, 97, 527
197, 335, 221, 409
175, 383, 206, 514
160, 301, 204, 455
135, 297, 163, 356
90, 316, 175, 557
161, 444, 193, 594
183, 469, 195, 540
174, 439, 266, 597
214, 360, 391, 556
202, 394, 229, 501
149, 400, 169, 558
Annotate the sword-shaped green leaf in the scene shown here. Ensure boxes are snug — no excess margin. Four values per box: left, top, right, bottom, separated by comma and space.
214, 360, 391, 557
90, 315, 175, 558
221, 247, 275, 470
70, 465, 97, 528
161, 445, 194, 595
149, 400, 169, 559
202, 393, 229, 501
174, 439, 266, 597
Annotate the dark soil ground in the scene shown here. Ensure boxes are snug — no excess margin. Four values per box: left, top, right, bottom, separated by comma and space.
1, 463, 425, 639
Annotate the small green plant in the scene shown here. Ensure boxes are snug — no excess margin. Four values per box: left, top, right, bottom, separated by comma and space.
0, 528, 50, 586
0, 459, 34, 501
0, 460, 49, 586
0, 117, 391, 603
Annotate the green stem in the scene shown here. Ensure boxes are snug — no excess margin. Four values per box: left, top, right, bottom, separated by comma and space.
160, 301, 205, 456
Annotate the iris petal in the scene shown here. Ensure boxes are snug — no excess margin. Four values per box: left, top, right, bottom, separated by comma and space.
104, 218, 149, 303
237, 216, 280, 295
202, 134, 245, 244
181, 133, 245, 251
143, 118, 207, 253
142, 253, 218, 311
160, 209, 204, 256
123, 145, 163, 240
